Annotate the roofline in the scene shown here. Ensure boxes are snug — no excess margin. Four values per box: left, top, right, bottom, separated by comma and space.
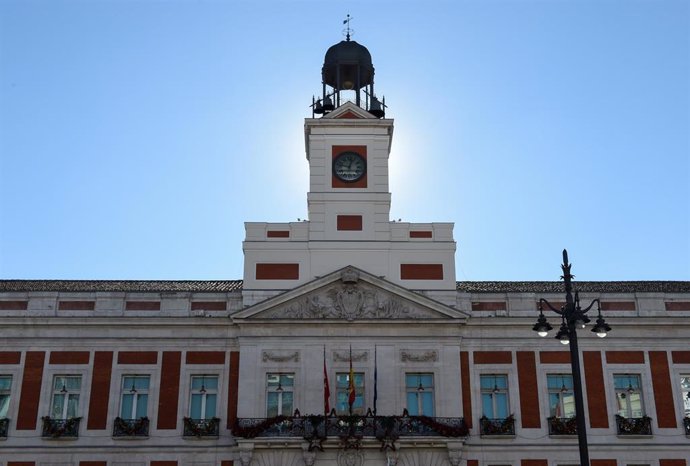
0, 279, 688, 293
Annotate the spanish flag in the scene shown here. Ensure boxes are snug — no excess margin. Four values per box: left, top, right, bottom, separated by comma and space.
323, 346, 330, 415
348, 345, 356, 412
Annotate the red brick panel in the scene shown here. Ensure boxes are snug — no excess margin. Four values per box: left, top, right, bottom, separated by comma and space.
583, 351, 609, 428
191, 301, 227, 311
186, 351, 226, 365
659, 460, 687, 466
58, 300, 95, 311
521, 461, 548, 466
672, 351, 690, 364
591, 461, 617, 466
8, 463, 36, 466
126, 301, 160, 311
335, 110, 362, 119
157, 352, 182, 429
536, 301, 565, 311
80, 462, 107, 466
49, 351, 90, 365
648, 351, 677, 428
665, 302, 690, 311
332, 145, 367, 189
0, 351, 21, 364
517, 351, 541, 428
221, 462, 235, 466
337, 215, 363, 231
539, 351, 570, 364
473, 351, 512, 364
466, 461, 478, 466
266, 230, 290, 238
460, 351, 472, 428
17, 351, 45, 430
400, 264, 444, 280
118, 351, 158, 364
227, 351, 240, 429
87, 351, 113, 430
601, 301, 635, 311
150, 462, 177, 466
0, 300, 28, 310
606, 351, 644, 364
471, 301, 506, 311
409, 231, 433, 238
255, 263, 299, 280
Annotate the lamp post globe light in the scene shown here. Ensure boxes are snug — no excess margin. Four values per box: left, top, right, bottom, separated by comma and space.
532, 250, 612, 466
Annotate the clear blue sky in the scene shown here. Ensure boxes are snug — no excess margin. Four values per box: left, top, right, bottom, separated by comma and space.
1, 0, 688, 281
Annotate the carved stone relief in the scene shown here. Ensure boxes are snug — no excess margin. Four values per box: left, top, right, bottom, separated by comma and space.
262, 351, 300, 363
337, 450, 363, 466
333, 350, 368, 362
400, 350, 438, 363
259, 281, 443, 320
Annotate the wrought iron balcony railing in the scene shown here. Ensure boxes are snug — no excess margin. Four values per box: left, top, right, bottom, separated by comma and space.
41, 416, 81, 438
113, 417, 149, 437
183, 417, 220, 437
683, 417, 689, 436
547, 416, 578, 435
234, 412, 467, 449
479, 415, 515, 436
0, 418, 8, 438
615, 415, 652, 436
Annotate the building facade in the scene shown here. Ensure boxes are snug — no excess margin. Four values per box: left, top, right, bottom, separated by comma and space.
1, 37, 689, 466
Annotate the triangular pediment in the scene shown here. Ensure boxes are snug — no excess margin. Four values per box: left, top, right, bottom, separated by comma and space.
322, 102, 376, 120
233, 266, 468, 322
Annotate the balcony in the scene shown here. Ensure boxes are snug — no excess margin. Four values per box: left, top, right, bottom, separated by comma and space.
183, 417, 220, 438
234, 412, 467, 449
113, 417, 149, 437
479, 415, 515, 436
41, 417, 81, 438
683, 417, 690, 436
0, 418, 8, 438
615, 415, 652, 436
547, 416, 578, 436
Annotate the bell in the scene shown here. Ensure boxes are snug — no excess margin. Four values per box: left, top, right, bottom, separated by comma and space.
369, 96, 384, 118
322, 95, 334, 112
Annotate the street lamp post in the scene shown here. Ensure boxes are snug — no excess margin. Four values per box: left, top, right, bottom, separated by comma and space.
532, 250, 612, 466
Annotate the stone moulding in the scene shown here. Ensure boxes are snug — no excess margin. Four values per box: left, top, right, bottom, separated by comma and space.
401, 350, 438, 362
262, 351, 300, 363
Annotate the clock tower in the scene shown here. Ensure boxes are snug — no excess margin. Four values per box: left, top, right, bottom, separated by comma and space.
243, 36, 457, 306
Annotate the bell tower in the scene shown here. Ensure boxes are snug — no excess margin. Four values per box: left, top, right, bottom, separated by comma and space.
242, 33, 457, 306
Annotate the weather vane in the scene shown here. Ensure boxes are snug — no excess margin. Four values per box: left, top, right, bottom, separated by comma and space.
343, 14, 354, 41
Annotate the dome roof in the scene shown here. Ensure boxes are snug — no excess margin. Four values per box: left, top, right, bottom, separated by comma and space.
322, 40, 375, 90
324, 40, 373, 68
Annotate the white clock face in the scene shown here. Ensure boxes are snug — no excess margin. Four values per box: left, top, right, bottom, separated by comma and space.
333, 151, 366, 182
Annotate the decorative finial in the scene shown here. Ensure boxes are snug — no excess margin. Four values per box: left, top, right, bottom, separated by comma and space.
342, 14, 353, 41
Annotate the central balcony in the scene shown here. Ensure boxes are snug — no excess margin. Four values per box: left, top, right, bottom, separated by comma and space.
113, 417, 149, 437
234, 412, 467, 448
41, 417, 81, 438
547, 416, 578, 436
479, 415, 515, 436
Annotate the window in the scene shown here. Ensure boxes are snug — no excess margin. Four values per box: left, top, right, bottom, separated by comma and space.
0, 376, 11, 418
120, 376, 149, 419
51, 375, 81, 419
336, 372, 364, 414
547, 374, 575, 418
480, 374, 509, 419
406, 373, 434, 416
190, 375, 218, 419
266, 373, 293, 417
681, 375, 690, 418
614, 374, 644, 418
